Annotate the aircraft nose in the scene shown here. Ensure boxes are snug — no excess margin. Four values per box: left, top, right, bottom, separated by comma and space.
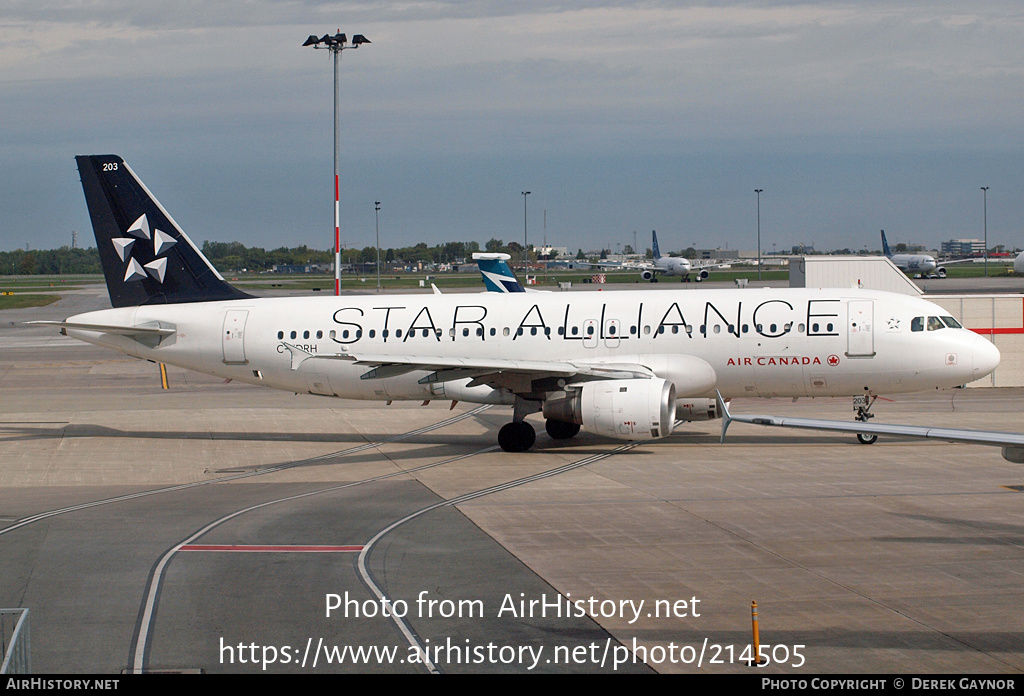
972, 334, 1000, 379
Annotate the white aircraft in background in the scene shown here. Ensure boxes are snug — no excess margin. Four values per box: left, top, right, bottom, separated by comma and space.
591, 231, 726, 282
882, 230, 974, 279
35, 155, 1021, 460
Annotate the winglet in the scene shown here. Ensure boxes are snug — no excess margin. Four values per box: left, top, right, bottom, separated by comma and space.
280, 342, 314, 371
716, 390, 732, 444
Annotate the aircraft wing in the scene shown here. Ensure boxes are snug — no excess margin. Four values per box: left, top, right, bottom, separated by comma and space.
281, 342, 655, 386
715, 392, 1024, 463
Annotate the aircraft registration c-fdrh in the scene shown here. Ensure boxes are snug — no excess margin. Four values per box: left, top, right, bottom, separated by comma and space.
37, 155, 1021, 458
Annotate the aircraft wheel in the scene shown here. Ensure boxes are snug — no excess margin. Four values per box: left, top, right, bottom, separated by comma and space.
545, 419, 580, 440
856, 433, 878, 445
499, 421, 536, 452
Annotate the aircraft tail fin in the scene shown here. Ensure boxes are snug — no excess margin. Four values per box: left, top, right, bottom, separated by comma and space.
75, 155, 252, 308
473, 253, 526, 293
652, 230, 661, 259
880, 229, 892, 258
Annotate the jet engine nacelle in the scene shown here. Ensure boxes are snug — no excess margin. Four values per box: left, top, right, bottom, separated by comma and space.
674, 398, 720, 421
543, 378, 676, 441
641, 270, 655, 281
936, 267, 947, 279
695, 269, 709, 282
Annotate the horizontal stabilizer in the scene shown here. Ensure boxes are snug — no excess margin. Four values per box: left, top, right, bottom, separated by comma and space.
27, 320, 175, 338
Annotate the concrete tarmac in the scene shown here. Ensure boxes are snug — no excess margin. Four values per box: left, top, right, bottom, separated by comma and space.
1, 285, 1023, 674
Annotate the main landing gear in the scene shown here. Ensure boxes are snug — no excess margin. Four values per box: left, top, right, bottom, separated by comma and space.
854, 394, 878, 445
498, 421, 535, 452
545, 418, 581, 440
499, 419, 582, 451
498, 397, 581, 452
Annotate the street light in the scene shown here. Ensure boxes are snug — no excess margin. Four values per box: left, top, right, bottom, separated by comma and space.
755, 189, 763, 281
981, 186, 989, 277
521, 191, 531, 267
375, 201, 381, 293
303, 31, 372, 296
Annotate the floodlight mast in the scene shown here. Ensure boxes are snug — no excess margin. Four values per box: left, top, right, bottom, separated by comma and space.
303, 32, 371, 295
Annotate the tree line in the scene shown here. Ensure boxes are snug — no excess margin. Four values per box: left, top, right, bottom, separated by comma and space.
1, 240, 492, 275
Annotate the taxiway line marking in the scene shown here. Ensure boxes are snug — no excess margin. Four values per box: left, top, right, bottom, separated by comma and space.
180, 544, 362, 552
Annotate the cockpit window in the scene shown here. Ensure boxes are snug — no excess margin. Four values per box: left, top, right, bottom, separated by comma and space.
941, 316, 963, 329
927, 316, 945, 331
911, 317, 924, 332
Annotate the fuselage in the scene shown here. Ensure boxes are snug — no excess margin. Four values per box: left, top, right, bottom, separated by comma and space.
65, 287, 999, 404
890, 253, 938, 274
656, 257, 692, 277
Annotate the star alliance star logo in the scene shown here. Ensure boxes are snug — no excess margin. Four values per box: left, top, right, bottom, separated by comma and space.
111, 213, 176, 283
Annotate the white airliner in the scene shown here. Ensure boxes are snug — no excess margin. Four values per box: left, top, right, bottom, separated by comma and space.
881, 229, 975, 279
36, 156, 1018, 458
591, 231, 725, 282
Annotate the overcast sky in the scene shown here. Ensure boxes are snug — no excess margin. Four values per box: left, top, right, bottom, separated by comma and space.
2, 1, 1022, 255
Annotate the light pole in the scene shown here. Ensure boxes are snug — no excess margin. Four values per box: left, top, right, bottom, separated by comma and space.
981, 186, 989, 277
521, 191, 531, 267
303, 31, 371, 296
374, 201, 381, 293
755, 189, 763, 281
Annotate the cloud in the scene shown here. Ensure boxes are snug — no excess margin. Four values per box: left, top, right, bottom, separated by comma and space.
1, 2, 1023, 252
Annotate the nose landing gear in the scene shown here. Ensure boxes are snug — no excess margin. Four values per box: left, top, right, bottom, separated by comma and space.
854, 394, 878, 445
